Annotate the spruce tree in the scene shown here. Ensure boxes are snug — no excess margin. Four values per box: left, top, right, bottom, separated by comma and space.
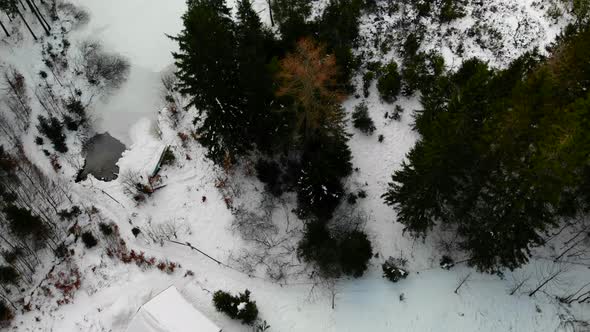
172, 0, 248, 163
383, 25, 590, 272
235, 0, 286, 153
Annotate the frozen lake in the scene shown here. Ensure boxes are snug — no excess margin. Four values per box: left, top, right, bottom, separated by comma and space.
69, 0, 186, 144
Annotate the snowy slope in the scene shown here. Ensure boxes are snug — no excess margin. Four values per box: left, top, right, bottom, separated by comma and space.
1, 0, 589, 331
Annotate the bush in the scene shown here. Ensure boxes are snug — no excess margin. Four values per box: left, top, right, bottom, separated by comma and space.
391, 105, 404, 121
0, 301, 13, 327
132, 227, 141, 237
377, 61, 401, 103
55, 243, 69, 259
297, 222, 341, 277
37, 115, 68, 153
160, 148, 176, 166
81, 231, 98, 248
80, 40, 130, 89
362, 71, 375, 98
298, 222, 373, 278
339, 230, 373, 277
352, 102, 376, 134
98, 222, 113, 236
213, 289, 259, 325
0, 266, 19, 285
382, 257, 409, 282
63, 115, 79, 131
35, 136, 44, 145
440, 255, 455, 270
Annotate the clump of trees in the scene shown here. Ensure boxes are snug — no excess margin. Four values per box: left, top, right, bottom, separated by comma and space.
352, 102, 375, 134
213, 289, 259, 325
37, 116, 67, 153
377, 61, 401, 102
383, 24, 590, 272
298, 213, 373, 278
172, 0, 374, 280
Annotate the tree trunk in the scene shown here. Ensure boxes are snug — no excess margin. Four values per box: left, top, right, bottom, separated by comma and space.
25, 0, 49, 35
267, 0, 274, 26
30, 0, 50, 30
0, 19, 9, 37
17, 0, 28, 11
17, 9, 37, 41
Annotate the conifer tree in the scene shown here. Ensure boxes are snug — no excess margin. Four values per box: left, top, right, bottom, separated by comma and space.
235, 0, 286, 153
172, 0, 247, 163
276, 38, 352, 219
383, 26, 590, 271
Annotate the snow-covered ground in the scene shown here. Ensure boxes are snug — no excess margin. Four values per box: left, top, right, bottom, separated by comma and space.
1, 0, 589, 331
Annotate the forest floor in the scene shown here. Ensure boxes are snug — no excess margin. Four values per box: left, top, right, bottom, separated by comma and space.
0, 0, 589, 331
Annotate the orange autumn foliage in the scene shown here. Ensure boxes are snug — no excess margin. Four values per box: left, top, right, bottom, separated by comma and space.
276, 38, 345, 139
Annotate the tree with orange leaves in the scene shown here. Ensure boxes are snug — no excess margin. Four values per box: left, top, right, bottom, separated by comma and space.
276, 37, 347, 142
276, 37, 352, 220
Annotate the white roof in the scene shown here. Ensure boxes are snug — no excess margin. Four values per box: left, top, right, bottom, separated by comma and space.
126, 286, 221, 332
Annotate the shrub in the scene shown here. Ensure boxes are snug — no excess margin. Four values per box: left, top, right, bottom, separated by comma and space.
81, 231, 98, 248
58, 206, 81, 220
0, 301, 13, 327
37, 115, 68, 153
55, 243, 69, 259
352, 102, 376, 134
377, 61, 401, 103
440, 255, 455, 270
362, 71, 375, 97
382, 257, 409, 282
35, 136, 44, 145
160, 148, 176, 166
98, 222, 113, 236
0, 266, 19, 285
298, 222, 373, 278
339, 230, 373, 277
63, 115, 79, 131
297, 222, 341, 277
392, 105, 404, 121
80, 40, 130, 89
347, 193, 358, 205
213, 289, 259, 325
132, 227, 141, 237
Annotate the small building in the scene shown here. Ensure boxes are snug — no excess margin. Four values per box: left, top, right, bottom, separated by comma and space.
126, 286, 222, 332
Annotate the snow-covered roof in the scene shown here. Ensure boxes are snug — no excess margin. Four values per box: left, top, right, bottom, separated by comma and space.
126, 286, 221, 332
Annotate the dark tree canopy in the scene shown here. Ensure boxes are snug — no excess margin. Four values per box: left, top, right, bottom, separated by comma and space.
384, 25, 590, 272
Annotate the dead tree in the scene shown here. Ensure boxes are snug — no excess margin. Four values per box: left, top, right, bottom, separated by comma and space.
0, 18, 9, 36
16, 7, 37, 40
560, 281, 590, 304
454, 273, 472, 294
267, 0, 274, 26
508, 272, 531, 295
24, 0, 48, 35
529, 263, 569, 297
27, 0, 49, 32
554, 218, 590, 262
3, 68, 32, 132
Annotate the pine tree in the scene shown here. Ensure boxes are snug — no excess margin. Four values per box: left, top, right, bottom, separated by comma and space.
172, 0, 248, 163
383, 26, 590, 272
3, 205, 50, 249
37, 115, 67, 153
235, 0, 286, 153
276, 38, 353, 219
271, 0, 312, 45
